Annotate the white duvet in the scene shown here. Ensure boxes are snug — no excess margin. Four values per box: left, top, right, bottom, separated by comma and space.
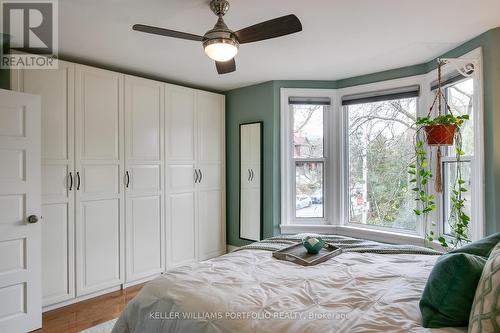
112, 249, 466, 333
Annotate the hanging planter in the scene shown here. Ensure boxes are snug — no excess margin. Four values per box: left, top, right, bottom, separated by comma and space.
417, 58, 470, 148
424, 124, 456, 145
409, 59, 471, 250
416, 114, 468, 145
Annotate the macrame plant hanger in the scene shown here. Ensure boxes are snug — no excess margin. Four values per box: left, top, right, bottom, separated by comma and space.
427, 60, 456, 193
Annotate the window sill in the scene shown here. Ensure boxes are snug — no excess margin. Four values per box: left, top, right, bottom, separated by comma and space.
280, 224, 430, 248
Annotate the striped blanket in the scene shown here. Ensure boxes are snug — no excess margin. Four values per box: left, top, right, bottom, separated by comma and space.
234, 233, 442, 255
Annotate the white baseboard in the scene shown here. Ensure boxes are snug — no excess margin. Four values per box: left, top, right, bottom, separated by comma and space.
43, 285, 122, 312
43, 273, 162, 312
122, 274, 161, 289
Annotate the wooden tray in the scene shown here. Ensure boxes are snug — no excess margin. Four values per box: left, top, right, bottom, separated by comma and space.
272, 242, 342, 266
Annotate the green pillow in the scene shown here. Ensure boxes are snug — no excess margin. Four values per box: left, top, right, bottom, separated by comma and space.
420, 253, 487, 328
449, 233, 500, 258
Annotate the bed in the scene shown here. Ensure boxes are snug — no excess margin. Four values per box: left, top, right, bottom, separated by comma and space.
112, 235, 467, 333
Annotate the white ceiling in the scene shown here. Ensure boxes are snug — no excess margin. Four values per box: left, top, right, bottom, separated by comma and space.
60, 0, 500, 91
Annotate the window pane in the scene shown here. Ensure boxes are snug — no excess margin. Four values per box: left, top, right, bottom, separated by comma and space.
446, 79, 474, 156
295, 162, 323, 218
443, 161, 472, 235
347, 98, 417, 231
293, 105, 324, 158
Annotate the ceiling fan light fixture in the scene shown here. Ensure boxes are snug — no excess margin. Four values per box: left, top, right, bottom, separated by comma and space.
203, 38, 239, 62
134, 0, 302, 74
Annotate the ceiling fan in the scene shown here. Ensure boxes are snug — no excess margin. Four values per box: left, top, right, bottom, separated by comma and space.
133, 0, 302, 74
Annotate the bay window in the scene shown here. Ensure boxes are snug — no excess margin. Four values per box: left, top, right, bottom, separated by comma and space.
280, 48, 484, 244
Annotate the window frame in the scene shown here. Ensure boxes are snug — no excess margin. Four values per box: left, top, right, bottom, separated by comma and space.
280, 89, 339, 226
439, 77, 475, 236
339, 76, 427, 237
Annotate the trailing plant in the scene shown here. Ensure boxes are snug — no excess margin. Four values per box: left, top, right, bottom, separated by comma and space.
409, 60, 471, 250
409, 123, 470, 249
446, 131, 470, 247
409, 131, 439, 244
415, 114, 469, 126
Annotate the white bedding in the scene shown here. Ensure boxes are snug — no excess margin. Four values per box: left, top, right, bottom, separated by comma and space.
112, 249, 467, 333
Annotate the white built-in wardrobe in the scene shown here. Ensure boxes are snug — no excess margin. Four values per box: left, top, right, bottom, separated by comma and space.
11, 60, 226, 309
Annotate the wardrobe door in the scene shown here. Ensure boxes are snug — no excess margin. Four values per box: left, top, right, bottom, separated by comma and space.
165, 85, 197, 268
124, 76, 164, 283
12, 62, 76, 306
74, 65, 124, 296
196, 91, 225, 261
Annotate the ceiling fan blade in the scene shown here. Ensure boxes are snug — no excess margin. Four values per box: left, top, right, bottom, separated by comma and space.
132, 24, 203, 42
234, 14, 302, 44
216, 58, 236, 74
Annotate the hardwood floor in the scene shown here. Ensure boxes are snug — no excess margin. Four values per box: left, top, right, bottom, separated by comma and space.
32, 284, 144, 333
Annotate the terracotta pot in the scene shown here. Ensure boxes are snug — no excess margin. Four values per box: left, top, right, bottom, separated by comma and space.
424, 124, 457, 146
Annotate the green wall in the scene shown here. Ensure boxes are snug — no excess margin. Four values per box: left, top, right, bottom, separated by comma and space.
226, 27, 500, 246
226, 82, 280, 246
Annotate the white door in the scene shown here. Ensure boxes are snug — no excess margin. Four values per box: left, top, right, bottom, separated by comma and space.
12, 61, 76, 306
124, 76, 164, 282
0, 89, 42, 332
165, 85, 197, 268
196, 91, 225, 260
75, 65, 124, 296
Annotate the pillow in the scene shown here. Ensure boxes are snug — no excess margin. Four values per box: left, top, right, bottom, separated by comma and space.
468, 242, 500, 333
449, 233, 500, 258
420, 252, 487, 328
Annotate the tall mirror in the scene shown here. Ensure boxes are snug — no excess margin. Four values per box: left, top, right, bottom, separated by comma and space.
239, 122, 263, 242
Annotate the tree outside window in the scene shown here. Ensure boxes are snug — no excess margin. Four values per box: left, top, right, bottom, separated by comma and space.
347, 98, 417, 231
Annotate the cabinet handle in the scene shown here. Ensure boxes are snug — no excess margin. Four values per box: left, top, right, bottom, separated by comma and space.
126, 171, 130, 188
194, 169, 199, 183
27, 215, 39, 224
76, 172, 81, 191
199, 169, 203, 183
69, 172, 73, 191
248, 169, 251, 181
